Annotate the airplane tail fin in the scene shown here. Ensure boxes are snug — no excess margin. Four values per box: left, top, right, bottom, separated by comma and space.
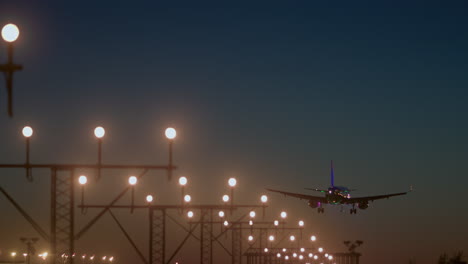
331, 160, 334, 188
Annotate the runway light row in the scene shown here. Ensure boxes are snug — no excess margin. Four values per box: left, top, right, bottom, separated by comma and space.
19, 126, 177, 140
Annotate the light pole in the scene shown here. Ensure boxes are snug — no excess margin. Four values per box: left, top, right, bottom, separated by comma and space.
94, 126, 105, 180
228, 177, 236, 214
128, 176, 137, 213
178, 176, 187, 208
78, 175, 87, 213
0, 23, 22, 117
22, 126, 33, 181
260, 195, 268, 218
20, 237, 38, 264
165, 127, 176, 181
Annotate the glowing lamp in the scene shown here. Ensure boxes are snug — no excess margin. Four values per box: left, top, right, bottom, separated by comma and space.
298, 220, 304, 227
274, 220, 279, 226
165, 127, 176, 140
222, 194, 230, 202
277, 253, 281, 258
146, 195, 153, 203
268, 235, 275, 241
249, 211, 256, 218
78, 175, 87, 185
223, 220, 229, 226
218, 211, 225, 218
248, 235, 253, 241
280, 211, 287, 219
187, 211, 194, 218
228, 177, 237, 187
94, 127, 105, 138
22, 126, 33, 138
289, 235, 295, 241
264, 248, 268, 253
178, 176, 187, 186
300, 248, 305, 253
310, 235, 316, 241
314, 255, 318, 260
260, 195, 268, 203
128, 176, 137, 185
318, 247, 323, 253
184, 194, 191, 202
2, 24, 19, 42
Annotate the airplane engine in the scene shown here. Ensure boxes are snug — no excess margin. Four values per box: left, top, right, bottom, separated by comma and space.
308, 200, 319, 208
358, 201, 369, 210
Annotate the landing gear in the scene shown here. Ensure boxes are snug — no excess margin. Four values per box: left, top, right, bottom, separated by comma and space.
349, 208, 357, 214
317, 208, 325, 214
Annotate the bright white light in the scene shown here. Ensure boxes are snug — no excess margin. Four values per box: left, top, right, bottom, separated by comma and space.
313, 255, 318, 260
22, 126, 33, 138
318, 247, 323, 253
290, 235, 295, 241
228, 178, 237, 187
298, 220, 304, 227
146, 195, 153, 203
325, 254, 328, 257
222, 194, 230, 202
328, 255, 333, 260
248, 235, 253, 241
249, 211, 256, 218
249, 220, 253, 226
78, 175, 87, 185
94, 126, 105, 138
293, 253, 297, 258
260, 195, 268, 203
299, 255, 303, 260
218, 211, 225, 218
310, 235, 316, 241
11, 252, 16, 257
165, 127, 176, 140
268, 235, 275, 241
109, 256, 114, 262
187, 211, 194, 218
300, 248, 305, 252
2, 24, 19, 42
308, 253, 313, 258
128, 176, 137, 185
280, 211, 287, 219
282, 248, 286, 252
264, 248, 268, 253
277, 253, 281, 258
179, 176, 187, 186
223, 220, 229, 226
274, 220, 279, 226
285, 256, 289, 260
184, 194, 191, 203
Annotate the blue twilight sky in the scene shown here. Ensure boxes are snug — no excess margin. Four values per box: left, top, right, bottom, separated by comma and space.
0, 1, 468, 264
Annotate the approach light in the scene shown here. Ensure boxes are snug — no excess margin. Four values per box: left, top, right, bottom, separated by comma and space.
285, 256, 289, 260
228, 178, 237, 187
248, 235, 253, 241
249, 211, 256, 218
289, 235, 295, 241
179, 176, 187, 186
2, 24, 19, 42
22, 126, 33, 138
277, 253, 281, 258
328, 255, 333, 260
318, 247, 323, 253
128, 176, 137, 185
222, 194, 230, 202
308, 253, 313, 258
313, 255, 318, 260
260, 195, 268, 203
218, 211, 225, 218
184, 194, 191, 203
269, 235, 275, 241
293, 253, 297, 258
94, 126, 105, 138
264, 248, 268, 253
280, 211, 287, 219
298, 220, 304, 227
274, 220, 279, 226
146, 195, 153, 203
310, 235, 316, 241
282, 248, 287, 252
165, 127, 176, 140
11, 252, 16, 257
249, 220, 253, 226
223, 220, 229, 226
78, 175, 87, 185
187, 211, 194, 218
300, 248, 305, 253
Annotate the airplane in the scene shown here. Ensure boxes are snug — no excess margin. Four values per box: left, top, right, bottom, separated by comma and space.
267, 161, 411, 214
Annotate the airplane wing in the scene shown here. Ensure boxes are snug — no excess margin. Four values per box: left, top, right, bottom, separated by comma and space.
266, 188, 328, 203
345, 191, 408, 204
